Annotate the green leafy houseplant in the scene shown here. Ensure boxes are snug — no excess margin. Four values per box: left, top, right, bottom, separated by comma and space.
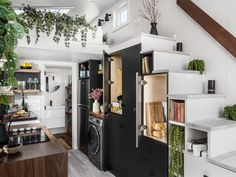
0, 0, 25, 105
169, 125, 184, 177
19, 5, 97, 47
188, 59, 205, 74
224, 105, 236, 121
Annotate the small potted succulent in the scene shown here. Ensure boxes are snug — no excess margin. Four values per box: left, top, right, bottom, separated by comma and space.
88, 88, 103, 113
139, 0, 161, 35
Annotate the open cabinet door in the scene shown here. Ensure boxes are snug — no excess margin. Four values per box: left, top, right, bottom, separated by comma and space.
103, 51, 111, 114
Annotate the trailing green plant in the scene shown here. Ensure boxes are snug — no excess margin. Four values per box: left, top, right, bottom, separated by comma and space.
0, 0, 25, 105
169, 125, 185, 177
19, 5, 97, 47
224, 105, 236, 121
188, 59, 205, 74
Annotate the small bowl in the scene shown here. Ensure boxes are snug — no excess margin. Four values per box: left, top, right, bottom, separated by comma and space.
20, 66, 32, 69
3, 143, 22, 154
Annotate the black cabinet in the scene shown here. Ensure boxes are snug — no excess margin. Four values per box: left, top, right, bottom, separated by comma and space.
78, 60, 103, 156
106, 44, 142, 177
106, 44, 168, 177
122, 118, 139, 177
122, 44, 141, 118
108, 113, 125, 177
139, 157, 167, 177
78, 106, 89, 155
140, 136, 168, 170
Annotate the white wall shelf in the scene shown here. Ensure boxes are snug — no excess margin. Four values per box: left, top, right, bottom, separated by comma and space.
186, 118, 236, 132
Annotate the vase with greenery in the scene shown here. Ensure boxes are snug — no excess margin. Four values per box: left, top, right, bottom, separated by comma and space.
188, 59, 205, 74
169, 125, 185, 177
0, 0, 26, 146
19, 5, 96, 47
139, 0, 161, 35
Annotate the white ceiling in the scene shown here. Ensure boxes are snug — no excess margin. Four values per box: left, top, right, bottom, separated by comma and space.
11, 0, 118, 22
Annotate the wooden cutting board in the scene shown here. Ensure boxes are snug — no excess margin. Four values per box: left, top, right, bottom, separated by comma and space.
145, 102, 165, 136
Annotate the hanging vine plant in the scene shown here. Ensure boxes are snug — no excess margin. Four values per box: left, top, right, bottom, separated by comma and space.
169, 125, 185, 177
19, 5, 97, 47
0, 0, 25, 105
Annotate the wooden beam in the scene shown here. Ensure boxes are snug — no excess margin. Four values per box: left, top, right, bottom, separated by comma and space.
177, 0, 236, 58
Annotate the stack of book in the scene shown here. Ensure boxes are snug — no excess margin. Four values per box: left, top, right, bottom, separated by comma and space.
170, 101, 185, 123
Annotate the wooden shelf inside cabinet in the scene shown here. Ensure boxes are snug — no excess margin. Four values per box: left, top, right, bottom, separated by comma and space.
13, 89, 41, 94
89, 112, 105, 119
15, 69, 41, 73
169, 120, 185, 127
147, 135, 167, 144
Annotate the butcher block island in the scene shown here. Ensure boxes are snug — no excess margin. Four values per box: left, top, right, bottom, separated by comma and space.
0, 122, 68, 177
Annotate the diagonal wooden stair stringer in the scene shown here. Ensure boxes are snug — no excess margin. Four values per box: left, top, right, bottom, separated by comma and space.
177, 0, 236, 58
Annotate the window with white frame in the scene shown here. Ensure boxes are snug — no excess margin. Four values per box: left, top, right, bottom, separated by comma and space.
113, 1, 129, 30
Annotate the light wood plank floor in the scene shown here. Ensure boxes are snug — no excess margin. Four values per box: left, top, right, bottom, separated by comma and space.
68, 150, 115, 177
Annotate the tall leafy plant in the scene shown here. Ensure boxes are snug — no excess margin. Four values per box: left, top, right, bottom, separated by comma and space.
19, 5, 96, 47
0, 0, 25, 105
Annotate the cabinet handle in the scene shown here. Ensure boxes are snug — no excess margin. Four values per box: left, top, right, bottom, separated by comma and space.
107, 80, 114, 85
136, 72, 142, 148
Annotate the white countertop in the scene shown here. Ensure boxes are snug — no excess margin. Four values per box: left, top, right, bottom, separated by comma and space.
186, 118, 236, 132
152, 69, 204, 75
209, 151, 236, 173
168, 94, 225, 100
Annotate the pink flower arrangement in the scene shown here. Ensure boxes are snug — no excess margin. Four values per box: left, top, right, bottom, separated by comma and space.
88, 88, 103, 101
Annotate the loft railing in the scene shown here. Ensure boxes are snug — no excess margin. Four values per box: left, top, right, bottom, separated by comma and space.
177, 0, 236, 58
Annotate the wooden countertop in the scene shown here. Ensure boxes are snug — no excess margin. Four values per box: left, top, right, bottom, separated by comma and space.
4, 112, 37, 123
0, 123, 66, 164
89, 112, 107, 119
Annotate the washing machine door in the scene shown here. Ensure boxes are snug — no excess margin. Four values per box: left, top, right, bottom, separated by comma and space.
88, 124, 100, 155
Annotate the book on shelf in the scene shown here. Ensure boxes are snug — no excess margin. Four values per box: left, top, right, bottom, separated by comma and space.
170, 101, 185, 123
142, 56, 151, 74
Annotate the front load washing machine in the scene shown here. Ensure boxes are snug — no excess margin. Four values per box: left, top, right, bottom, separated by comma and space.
88, 115, 108, 170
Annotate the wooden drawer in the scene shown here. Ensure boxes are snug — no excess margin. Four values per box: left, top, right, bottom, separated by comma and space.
140, 136, 168, 169
139, 158, 167, 177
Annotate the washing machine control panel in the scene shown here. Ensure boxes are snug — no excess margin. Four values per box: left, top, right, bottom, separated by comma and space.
89, 116, 103, 126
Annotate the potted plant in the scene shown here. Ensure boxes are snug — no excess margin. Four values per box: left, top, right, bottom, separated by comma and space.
0, 0, 26, 147
139, 0, 161, 35
88, 88, 103, 113
188, 59, 205, 74
224, 105, 236, 121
